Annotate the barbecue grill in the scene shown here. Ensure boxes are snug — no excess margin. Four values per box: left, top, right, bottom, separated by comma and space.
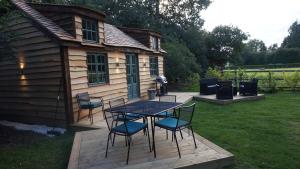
156, 75, 168, 96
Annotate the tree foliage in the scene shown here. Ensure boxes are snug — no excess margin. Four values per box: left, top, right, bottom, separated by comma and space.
206, 25, 248, 67
162, 39, 199, 82
282, 21, 300, 48
241, 39, 267, 65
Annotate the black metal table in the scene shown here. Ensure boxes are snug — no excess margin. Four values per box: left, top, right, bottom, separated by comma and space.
105, 100, 183, 157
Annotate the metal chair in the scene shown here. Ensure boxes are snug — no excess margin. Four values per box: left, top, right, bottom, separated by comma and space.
154, 103, 197, 158
76, 92, 104, 124
104, 110, 151, 164
109, 98, 144, 121
156, 95, 177, 118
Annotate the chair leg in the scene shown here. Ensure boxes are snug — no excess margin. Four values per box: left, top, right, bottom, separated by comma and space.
166, 129, 168, 140
77, 109, 81, 122
190, 126, 197, 148
105, 132, 111, 158
173, 131, 181, 158
146, 127, 151, 152
179, 129, 183, 139
126, 136, 131, 164
89, 109, 93, 124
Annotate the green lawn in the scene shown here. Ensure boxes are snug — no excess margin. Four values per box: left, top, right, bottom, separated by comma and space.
192, 92, 300, 169
0, 130, 74, 169
0, 92, 299, 169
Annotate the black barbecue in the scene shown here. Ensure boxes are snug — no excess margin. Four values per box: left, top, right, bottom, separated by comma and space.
156, 75, 168, 96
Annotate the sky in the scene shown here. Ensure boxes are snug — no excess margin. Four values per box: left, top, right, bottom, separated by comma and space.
201, 0, 300, 47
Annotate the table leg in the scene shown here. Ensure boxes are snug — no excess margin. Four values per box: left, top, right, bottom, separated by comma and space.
151, 116, 156, 158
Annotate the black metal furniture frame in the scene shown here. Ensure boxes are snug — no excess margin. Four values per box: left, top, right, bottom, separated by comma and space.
154, 103, 197, 158
105, 100, 183, 158
103, 111, 151, 164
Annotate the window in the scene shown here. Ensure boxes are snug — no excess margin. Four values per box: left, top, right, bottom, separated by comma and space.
82, 18, 99, 43
151, 36, 159, 50
87, 53, 109, 84
149, 56, 158, 76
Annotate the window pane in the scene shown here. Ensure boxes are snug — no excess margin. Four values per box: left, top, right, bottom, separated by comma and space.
82, 18, 99, 42
87, 53, 109, 84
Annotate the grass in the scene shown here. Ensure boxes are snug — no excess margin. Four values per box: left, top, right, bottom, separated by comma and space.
0, 129, 74, 169
192, 92, 300, 169
0, 92, 299, 169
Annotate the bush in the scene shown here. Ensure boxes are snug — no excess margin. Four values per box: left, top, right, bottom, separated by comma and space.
205, 67, 222, 79
284, 71, 300, 91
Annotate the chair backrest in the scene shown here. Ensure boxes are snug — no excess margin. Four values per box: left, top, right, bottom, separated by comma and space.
177, 103, 196, 127
109, 98, 125, 108
103, 110, 129, 133
76, 92, 90, 107
159, 95, 176, 103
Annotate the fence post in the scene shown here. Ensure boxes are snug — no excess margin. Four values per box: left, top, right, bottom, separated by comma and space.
268, 71, 271, 90
234, 68, 238, 87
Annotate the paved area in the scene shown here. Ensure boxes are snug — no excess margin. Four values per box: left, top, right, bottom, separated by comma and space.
194, 93, 265, 105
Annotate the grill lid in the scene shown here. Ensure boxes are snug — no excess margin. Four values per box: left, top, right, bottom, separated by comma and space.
156, 75, 167, 84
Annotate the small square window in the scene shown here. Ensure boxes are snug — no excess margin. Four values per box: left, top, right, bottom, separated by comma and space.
87, 53, 109, 84
151, 36, 159, 50
149, 56, 158, 76
82, 18, 99, 43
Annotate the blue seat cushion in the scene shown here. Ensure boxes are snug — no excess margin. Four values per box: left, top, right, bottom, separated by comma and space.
155, 117, 188, 130
156, 111, 173, 117
112, 121, 147, 135
80, 101, 103, 109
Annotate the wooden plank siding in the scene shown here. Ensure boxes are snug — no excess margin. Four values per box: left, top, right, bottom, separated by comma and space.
68, 47, 164, 122
0, 14, 67, 126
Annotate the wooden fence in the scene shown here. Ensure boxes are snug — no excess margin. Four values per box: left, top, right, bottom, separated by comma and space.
224, 69, 300, 91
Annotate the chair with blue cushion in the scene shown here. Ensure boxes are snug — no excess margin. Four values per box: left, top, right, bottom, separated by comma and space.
154, 103, 197, 158
76, 92, 104, 124
109, 98, 144, 121
109, 98, 147, 144
157, 95, 177, 118
156, 95, 178, 139
104, 110, 151, 164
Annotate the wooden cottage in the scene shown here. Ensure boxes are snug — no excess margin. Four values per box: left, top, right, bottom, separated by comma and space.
0, 0, 165, 127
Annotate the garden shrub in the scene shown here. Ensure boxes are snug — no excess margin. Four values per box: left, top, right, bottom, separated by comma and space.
284, 71, 300, 91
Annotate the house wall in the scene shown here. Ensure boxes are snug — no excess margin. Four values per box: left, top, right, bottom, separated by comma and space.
68, 47, 164, 122
0, 14, 67, 126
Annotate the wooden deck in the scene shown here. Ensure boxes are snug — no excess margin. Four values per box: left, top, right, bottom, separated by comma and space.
194, 93, 265, 105
68, 127, 234, 169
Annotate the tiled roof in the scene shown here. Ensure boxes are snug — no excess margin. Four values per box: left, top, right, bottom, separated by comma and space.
12, 0, 78, 42
104, 23, 152, 51
11, 0, 165, 53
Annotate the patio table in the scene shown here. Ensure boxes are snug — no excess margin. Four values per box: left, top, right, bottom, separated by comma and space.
105, 100, 183, 157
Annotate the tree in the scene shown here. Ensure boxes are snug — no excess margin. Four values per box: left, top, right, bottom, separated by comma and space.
241, 39, 267, 65
282, 21, 300, 48
206, 25, 248, 68
162, 39, 199, 82
182, 26, 208, 70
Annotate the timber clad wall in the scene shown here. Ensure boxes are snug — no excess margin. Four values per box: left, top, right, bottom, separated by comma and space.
68, 47, 163, 122
0, 14, 67, 126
